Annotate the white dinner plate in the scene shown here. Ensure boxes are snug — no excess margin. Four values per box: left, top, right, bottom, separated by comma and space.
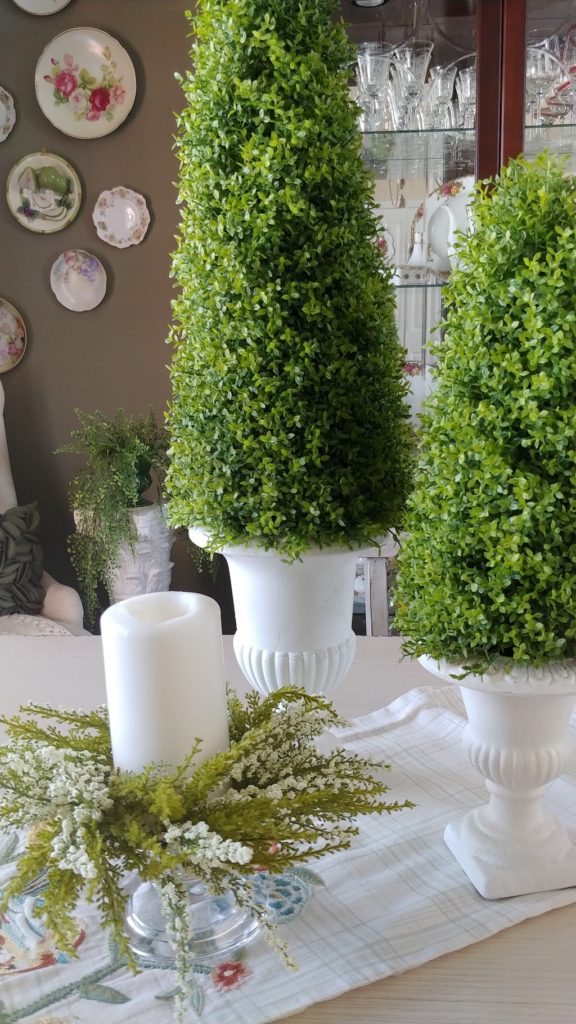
0, 86, 16, 143
92, 187, 150, 248
6, 152, 82, 233
50, 250, 107, 311
35, 27, 136, 139
0, 299, 27, 374
12, 0, 73, 12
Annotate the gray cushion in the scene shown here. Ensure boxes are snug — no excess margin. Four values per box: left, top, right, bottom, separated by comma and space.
0, 504, 44, 616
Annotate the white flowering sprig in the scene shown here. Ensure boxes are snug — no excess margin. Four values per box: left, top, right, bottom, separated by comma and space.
0, 689, 411, 1020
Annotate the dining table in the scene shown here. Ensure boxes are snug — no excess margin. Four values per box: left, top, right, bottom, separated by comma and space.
0, 633, 575, 1024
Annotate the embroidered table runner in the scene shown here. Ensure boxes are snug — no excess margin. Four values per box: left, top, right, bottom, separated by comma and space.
2, 685, 576, 1024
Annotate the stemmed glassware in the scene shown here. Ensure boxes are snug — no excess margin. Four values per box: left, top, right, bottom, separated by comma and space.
356, 42, 394, 131
391, 40, 434, 129
525, 46, 567, 125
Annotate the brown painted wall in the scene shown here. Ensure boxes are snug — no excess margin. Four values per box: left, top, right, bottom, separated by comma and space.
0, 0, 237, 631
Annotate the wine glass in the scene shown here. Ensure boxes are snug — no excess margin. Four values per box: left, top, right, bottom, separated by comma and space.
356, 42, 394, 131
525, 46, 567, 125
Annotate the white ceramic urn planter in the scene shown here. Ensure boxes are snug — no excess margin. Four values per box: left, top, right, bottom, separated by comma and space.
420, 655, 576, 899
108, 504, 174, 604
190, 529, 388, 696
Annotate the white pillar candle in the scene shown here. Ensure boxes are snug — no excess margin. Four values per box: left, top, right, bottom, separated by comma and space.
100, 591, 229, 773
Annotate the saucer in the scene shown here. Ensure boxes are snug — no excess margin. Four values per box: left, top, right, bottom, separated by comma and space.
50, 250, 107, 312
0, 299, 27, 374
0, 86, 16, 142
92, 187, 150, 248
12, 0, 73, 11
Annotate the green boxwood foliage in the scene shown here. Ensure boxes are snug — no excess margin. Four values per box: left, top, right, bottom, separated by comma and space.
395, 153, 576, 670
166, 0, 413, 557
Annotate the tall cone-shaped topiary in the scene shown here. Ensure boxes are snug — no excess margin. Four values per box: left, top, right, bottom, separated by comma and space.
166, 0, 413, 557
395, 153, 576, 671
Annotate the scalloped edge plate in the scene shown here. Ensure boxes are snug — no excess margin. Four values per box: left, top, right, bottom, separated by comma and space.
92, 186, 150, 248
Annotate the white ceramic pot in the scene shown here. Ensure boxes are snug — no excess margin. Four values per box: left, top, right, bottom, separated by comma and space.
190, 529, 391, 696
420, 654, 576, 898
108, 504, 174, 604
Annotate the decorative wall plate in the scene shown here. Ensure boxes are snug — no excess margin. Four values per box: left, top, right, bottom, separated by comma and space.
12, 0, 73, 12
92, 187, 150, 248
6, 152, 81, 233
0, 299, 27, 374
35, 28, 136, 139
0, 87, 16, 142
50, 250, 107, 311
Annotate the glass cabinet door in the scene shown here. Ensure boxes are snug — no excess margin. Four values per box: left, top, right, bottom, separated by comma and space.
523, 0, 576, 170
341, 0, 478, 423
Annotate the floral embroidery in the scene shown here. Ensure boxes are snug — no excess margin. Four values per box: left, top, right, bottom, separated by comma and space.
404, 361, 422, 376
212, 960, 251, 991
437, 180, 464, 198
43, 49, 126, 124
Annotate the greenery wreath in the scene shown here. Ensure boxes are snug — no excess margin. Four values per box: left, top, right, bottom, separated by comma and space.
0, 687, 411, 1020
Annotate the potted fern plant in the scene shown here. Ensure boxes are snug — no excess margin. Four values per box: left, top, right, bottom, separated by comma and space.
394, 152, 576, 898
166, 0, 413, 695
59, 408, 172, 627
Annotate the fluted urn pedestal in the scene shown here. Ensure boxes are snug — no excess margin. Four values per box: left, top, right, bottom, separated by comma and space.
190, 529, 393, 696
420, 656, 576, 898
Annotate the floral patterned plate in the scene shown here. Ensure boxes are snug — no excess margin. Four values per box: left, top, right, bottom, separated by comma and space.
410, 176, 474, 277
0, 299, 27, 374
6, 152, 82, 233
34, 27, 136, 139
12, 0, 73, 13
92, 186, 150, 248
0, 86, 16, 143
50, 250, 107, 311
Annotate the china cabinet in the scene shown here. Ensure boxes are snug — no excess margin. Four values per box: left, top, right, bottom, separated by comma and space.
344, 0, 576, 634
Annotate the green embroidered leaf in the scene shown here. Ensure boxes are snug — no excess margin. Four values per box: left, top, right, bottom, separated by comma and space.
286, 865, 325, 887
155, 979, 204, 1013
190, 980, 204, 1015
77, 982, 130, 1004
155, 986, 182, 1001
190, 963, 213, 975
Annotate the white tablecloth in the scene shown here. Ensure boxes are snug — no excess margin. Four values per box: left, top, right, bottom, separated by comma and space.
2, 684, 576, 1024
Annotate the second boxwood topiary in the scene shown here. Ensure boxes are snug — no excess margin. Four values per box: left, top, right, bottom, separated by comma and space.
395, 152, 576, 670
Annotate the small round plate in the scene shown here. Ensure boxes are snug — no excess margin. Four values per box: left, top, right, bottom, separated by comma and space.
6, 152, 82, 233
35, 27, 136, 139
50, 250, 107, 312
12, 0, 73, 12
0, 86, 16, 143
92, 186, 150, 248
0, 299, 27, 374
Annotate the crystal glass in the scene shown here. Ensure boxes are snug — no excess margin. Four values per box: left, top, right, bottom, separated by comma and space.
425, 64, 457, 128
455, 67, 476, 128
356, 42, 393, 130
525, 46, 567, 125
391, 40, 434, 129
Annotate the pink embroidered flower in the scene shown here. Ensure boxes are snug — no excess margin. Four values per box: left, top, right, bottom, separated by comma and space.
112, 84, 126, 105
212, 961, 251, 991
89, 87, 111, 113
54, 70, 78, 97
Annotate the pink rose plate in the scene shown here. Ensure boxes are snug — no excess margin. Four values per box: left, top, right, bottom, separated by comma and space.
34, 28, 136, 139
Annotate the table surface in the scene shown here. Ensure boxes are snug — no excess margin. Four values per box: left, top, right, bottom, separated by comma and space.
1, 634, 575, 1024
